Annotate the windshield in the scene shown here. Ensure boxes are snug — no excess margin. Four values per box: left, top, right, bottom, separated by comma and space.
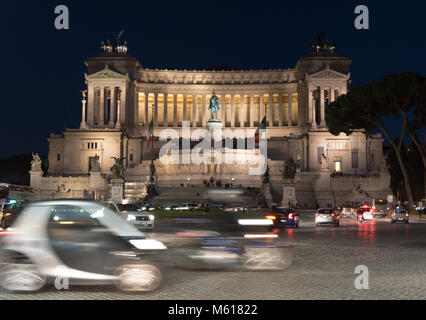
318, 209, 333, 214
53, 202, 146, 239
117, 203, 140, 212
274, 208, 293, 214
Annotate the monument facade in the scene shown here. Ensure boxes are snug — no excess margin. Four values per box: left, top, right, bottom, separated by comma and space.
31, 34, 391, 207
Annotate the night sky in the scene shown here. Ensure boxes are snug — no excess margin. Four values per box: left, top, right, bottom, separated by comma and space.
1, 0, 425, 157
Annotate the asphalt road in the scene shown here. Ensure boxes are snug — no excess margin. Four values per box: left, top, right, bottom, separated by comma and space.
1, 210, 426, 300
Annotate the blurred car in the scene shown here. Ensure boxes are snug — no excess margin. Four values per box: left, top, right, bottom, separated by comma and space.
340, 207, 354, 218
141, 203, 156, 211
257, 204, 270, 212
315, 208, 340, 227
266, 207, 299, 228
172, 230, 293, 271
223, 204, 247, 213
173, 204, 192, 211
0, 200, 167, 293
0, 201, 25, 230
391, 207, 409, 224
356, 205, 374, 223
104, 201, 155, 230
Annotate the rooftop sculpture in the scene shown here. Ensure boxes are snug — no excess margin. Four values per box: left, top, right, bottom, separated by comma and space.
101, 31, 128, 54
310, 32, 336, 53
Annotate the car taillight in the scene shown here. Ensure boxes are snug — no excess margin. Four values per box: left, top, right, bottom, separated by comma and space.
315, 213, 319, 216
288, 213, 294, 219
331, 213, 334, 216
265, 215, 276, 220
392, 213, 396, 216
406, 214, 409, 217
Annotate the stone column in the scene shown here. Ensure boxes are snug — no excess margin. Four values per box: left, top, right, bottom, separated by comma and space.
88, 86, 95, 126
145, 93, 149, 127
231, 95, 235, 127
192, 95, 197, 127
109, 86, 116, 126
183, 95, 187, 123
153, 93, 158, 127
312, 89, 317, 128
173, 94, 178, 127
278, 93, 283, 126
80, 99, 87, 128
330, 87, 335, 103
120, 86, 127, 125
202, 94, 207, 126
133, 85, 138, 126
288, 92, 293, 126
163, 93, 168, 127
268, 93, 273, 127
116, 98, 121, 128
259, 94, 265, 122
221, 95, 226, 124
308, 89, 313, 125
249, 94, 254, 127
320, 87, 326, 127
99, 86, 105, 125
240, 95, 245, 127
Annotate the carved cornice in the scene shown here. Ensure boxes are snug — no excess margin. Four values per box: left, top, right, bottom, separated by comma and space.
136, 68, 300, 85
134, 83, 299, 95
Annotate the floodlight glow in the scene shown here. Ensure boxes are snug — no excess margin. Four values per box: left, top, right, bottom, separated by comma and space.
238, 219, 273, 226
243, 234, 278, 238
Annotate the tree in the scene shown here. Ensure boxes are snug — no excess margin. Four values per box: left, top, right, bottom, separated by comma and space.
377, 73, 426, 171
326, 73, 426, 208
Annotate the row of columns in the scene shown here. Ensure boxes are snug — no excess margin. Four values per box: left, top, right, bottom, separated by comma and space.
140, 92, 298, 128
84, 85, 126, 127
308, 86, 344, 128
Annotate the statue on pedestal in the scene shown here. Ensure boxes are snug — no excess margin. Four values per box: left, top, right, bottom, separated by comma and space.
31, 153, 42, 171
281, 157, 297, 183
80, 90, 87, 100
110, 157, 125, 179
89, 155, 101, 172
208, 91, 220, 120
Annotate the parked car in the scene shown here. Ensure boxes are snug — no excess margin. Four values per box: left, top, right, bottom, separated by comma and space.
391, 207, 409, 224
104, 201, 155, 230
356, 205, 374, 223
315, 208, 340, 227
0, 200, 167, 293
0, 201, 25, 230
266, 207, 299, 228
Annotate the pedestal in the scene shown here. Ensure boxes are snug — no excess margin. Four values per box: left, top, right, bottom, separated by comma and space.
206, 119, 223, 140
282, 181, 297, 208
111, 178, 124, 203
263, 183, 272, 207
206, 119, 223, 174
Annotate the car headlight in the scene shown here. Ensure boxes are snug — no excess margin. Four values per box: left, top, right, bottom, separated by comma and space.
127, 214, 136, 221
141, 207, 147, 210
149, 214, 155, 221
